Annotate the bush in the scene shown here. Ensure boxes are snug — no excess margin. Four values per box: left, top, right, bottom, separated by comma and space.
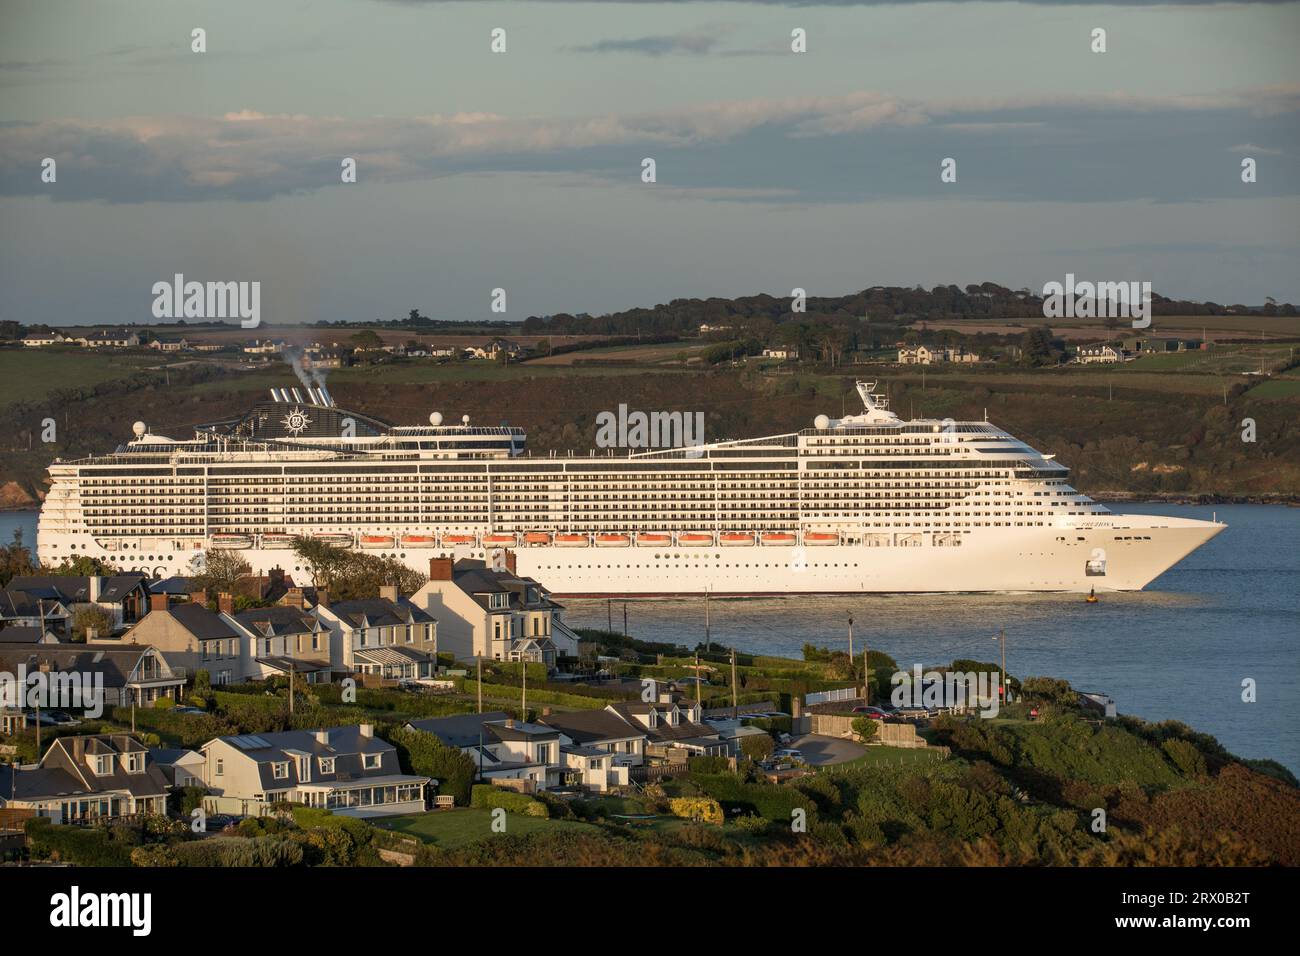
152, 697, 175, 710
692, 773, 818, 823
851, 717, 879, 744
385, 726, 477, 805
24, 818, 133, 867
470, 784, 549, 818
687, 755, 731, 776
668, 796, 725, 825
740, 734, 775, 761
1162, 739, 1208, 778
169, 836, 305, 867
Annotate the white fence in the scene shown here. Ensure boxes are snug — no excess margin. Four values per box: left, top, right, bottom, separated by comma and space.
804, 687, 859, 706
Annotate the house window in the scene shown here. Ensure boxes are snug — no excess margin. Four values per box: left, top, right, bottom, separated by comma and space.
272, 761, 290, 780
405, 625, 413, 644
319, 757, 335, 774
123, 753, 143, 773
92, 755, 112, 776
362, 753, 381, 770
215, 758, 224, 776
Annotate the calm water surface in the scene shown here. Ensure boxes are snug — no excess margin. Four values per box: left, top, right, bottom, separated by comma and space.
3, 503, 1296, 771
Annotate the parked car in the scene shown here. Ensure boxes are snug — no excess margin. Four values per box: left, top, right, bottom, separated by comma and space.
851, 705, 896, 720
893, 706, 930, 720
773, 748, 803, 761
44, 710, 80, 726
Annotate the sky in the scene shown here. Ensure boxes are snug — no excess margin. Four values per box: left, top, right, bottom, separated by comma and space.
1, 0, 1298, 326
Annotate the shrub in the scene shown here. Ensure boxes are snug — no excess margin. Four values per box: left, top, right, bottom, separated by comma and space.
740, 734, 775, 761
668, 796, 724, 825
692, 773, 818, 823
24, 818, 133, 867
152, 697, 175, 710
687, 755, 731, 776
385, 726, 477, 805
851, 717, 879, 744
470, 784, 549, 818
1162, 739, 1208, 778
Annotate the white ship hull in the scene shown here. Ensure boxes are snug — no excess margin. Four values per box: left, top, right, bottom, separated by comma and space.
36, 516, 1222, 596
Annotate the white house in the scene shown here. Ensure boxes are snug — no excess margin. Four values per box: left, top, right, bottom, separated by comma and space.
1076, 343, 1127, 364
199, 724, 429, 818
312, 589, 439, 680
21, 331, 67, 347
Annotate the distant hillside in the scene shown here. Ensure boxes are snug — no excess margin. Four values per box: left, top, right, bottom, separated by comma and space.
522, 284, 1298, 337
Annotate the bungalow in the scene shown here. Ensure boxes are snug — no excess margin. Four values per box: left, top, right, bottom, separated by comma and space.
6, 574, 149, 636
149, 337, 189, 352
409, 555, 580, 667
762, 347, 798, 361
0, 643, 187, 708
21, 331, 67, 347
0, 733, 170, 823
313, 589, 438, 680
199, 724, 428, 818
79, 329, 141, 348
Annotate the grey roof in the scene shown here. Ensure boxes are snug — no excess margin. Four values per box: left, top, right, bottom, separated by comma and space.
406, 711, 511, 749
450, 560, 558, 613
539, 709, 647, 745
7, 575, 147, 605
486, 720, 559, 744
0, 643, 178, 691
235, 605, 320, 637
0, 626, 55, 644
325, 597, 434, 629
207, 725, 407, 793
148, 576, 195, 595
30, 733, 170, 800
255, 656, 334, 674
0, 589, 70, 619
167, 602, 241, 641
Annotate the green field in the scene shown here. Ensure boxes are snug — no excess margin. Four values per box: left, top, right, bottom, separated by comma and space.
825, 745, 949, 772
376, 808, 597, 848
0, 349, 163, 407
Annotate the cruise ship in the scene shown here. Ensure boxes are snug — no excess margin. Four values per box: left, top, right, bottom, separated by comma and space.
35, 382, 1224, 595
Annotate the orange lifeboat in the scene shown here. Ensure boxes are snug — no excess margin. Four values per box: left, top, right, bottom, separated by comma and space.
679, 533, 714, 547
523, 532, 552, 545
441, 533, 477, 547
482, 533, 517, 546
636, 533, 671, 547
554, 534, 590, 548
804, 532, 840, 546
760, 532, 797, 545
720, 533, 754, 547
400, 533, 437, 547
596, 533, 631, 548
360, 534, 395, 549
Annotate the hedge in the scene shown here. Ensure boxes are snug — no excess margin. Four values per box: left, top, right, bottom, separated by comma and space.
691, 773, 818, 823
469, 784, 549, 817
24, 818, 134, 867
668, 797, 724, 825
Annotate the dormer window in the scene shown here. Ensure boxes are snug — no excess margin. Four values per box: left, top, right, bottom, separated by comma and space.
122, 753, 143, 774
488, 593, 508, 610
318, 757, 335, 774
91, 755, 113, 776
271, 761, 290, 780
362, 753, 381, 770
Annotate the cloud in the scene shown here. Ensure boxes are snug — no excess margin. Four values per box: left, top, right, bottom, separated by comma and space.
569, 30, 725, 56
1228, 142, 1284, 155
2, 85, 1296, 204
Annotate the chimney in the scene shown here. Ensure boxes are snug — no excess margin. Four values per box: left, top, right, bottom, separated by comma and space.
190, 589, 208, 607
282, 587, 305, 609
217, 592, 234, 616
380, 584, 399, 603
315, 729, 329, 745
359, 723, 373, 738
504, 550, 517, 575
314, 588, 330, 610
88, 576, 101, 603
149, 593, 168, 612
269, 567, 285, 585
429, 557, 453, 581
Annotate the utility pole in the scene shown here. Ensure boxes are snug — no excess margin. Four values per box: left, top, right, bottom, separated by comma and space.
730, 647, 738, 720
847, 614, 854, 664
862, 634, 870, 705
704, 591, 711, 652
476, 656, 482, 714
994, 628, 1007, 706
520, 654, 527, 718
288, 663, 294, 717
607, 599, 612, 632
622, 602, 627, 637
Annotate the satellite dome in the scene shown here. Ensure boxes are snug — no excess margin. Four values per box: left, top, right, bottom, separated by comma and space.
814, 414, 830, 430
462, 414, 470, 426
132, 421, 147, 437
430, 412, 443, 426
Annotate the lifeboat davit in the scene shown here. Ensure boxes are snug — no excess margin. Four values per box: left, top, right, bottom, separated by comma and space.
524, 532, 552, 545
679, 533, 714, 547
636, 533, 671, 547
361, 534, 395, 548
211, 533, 253, 550
804, 532, 840, 546
596, 534, 631, 548
720, 533, 754, 547
441, 533, 477, 547
261, 533, 294, 549
554, 534, 590, 548
760, 532, 797, 545
482, 533, 517, 547
400, 534, 438, 547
